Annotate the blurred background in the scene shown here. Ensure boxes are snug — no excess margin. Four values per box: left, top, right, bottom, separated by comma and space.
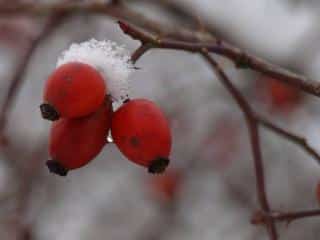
1, 0, 320, 239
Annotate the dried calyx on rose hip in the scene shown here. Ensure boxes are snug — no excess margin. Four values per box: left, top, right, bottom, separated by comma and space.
41, 62, 106, 120
47, 99, 113, 176
111, 99, 172, 174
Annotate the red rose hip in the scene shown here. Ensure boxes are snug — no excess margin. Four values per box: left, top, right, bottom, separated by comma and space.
111, 99, 172, 173
40, 62, 106, 120
47, 99, 112, 176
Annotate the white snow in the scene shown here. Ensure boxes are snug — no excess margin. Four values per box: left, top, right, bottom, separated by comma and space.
56, 39, 133, 102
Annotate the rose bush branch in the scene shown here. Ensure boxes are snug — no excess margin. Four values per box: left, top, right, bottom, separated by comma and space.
257, 116, 320, 164
1, 2, 320, 98
252, 209, 320, 225
201, 53, 278, 240
1, 1, 320, 239
120, 19, 320, 239
122, 20, 278, 240
121, 20, 320, 167
130, 43, 152, 64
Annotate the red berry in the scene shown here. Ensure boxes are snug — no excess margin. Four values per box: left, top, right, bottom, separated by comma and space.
111, 99, 171, 173
40, 62, 106, 120
47, 99, 112, 176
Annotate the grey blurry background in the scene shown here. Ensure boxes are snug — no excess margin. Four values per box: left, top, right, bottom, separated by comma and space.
0, 0, 320, 239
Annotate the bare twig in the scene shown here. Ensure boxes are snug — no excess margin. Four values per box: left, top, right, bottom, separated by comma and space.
0, 2, 320, 239
252, 209, 320, 224
121, 20, 320, 235
0, 3, 320, 98
119, 18, 320, 239
257, 116, 320, 164
201, 53, 278, 240
130, 43, 151, 64
121, 19, 279, 240
270, 209, 320, 222
120, 20, 320, 166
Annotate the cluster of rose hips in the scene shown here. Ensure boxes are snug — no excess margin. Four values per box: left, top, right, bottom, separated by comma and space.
40, 61, 172, 176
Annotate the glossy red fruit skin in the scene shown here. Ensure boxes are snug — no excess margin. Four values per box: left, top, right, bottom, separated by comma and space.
43, 62, 106, 119
111, 99, 171, 173
49, 100, 112, 173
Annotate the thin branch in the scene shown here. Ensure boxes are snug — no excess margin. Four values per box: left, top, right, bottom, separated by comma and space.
130, 43, 151, 64
257, 116, 320, 165
201, 53, 278, 240
120, 20, 320, 168
252, 209, 320, 224
0, 2, 320, 239
0, 4, 320, 98
122, 20, 320, 233
270, 209, 320, 222
125, 19, 278, 239
118, 21, 320, 98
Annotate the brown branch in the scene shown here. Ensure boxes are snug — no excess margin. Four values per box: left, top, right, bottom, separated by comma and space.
119, 18, 320, 239
130, 43, 151, 64
252, 209, 320, 225
270, 209, 320, 222
1, 3, 320, 98
0, 2, 319, 238
120, 20, 320, 168
201, 53, 278, 240
122, 20, 278, 240
257, 116, 320, 165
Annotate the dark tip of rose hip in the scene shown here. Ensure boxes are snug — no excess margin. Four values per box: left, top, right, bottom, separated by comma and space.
40, 103, 60, 121
148, 157, 170, 174
46, 160, 68, 176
